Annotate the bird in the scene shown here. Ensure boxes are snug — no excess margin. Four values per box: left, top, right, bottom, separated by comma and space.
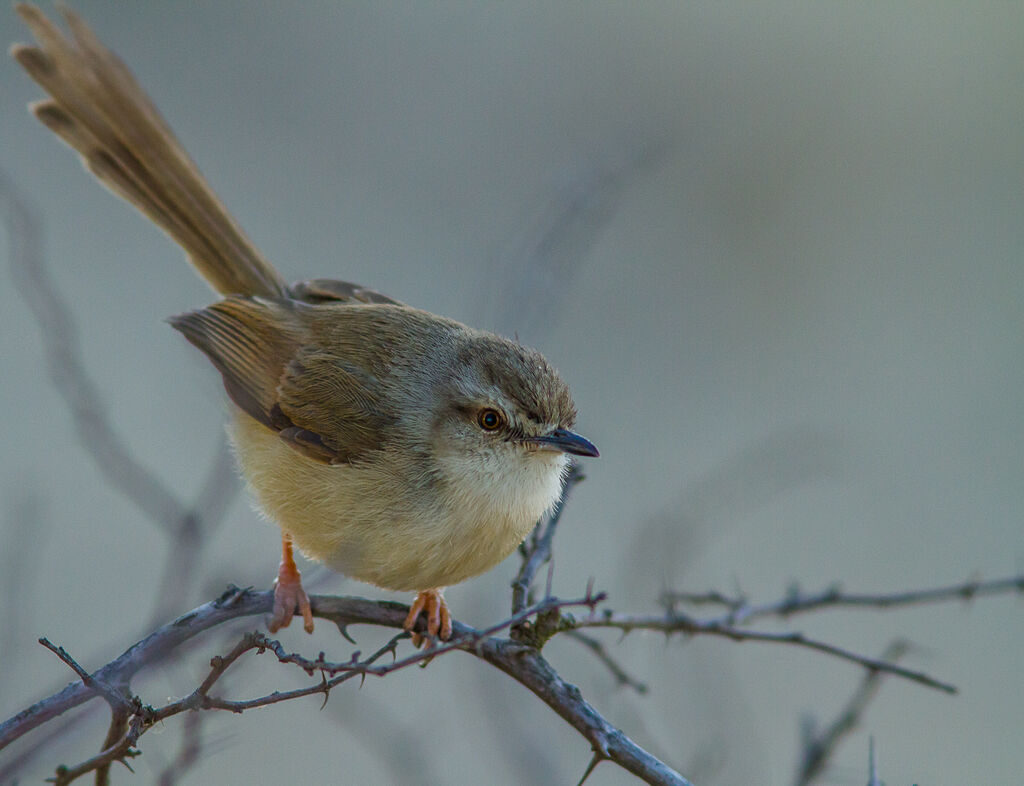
12, 4, 599, 643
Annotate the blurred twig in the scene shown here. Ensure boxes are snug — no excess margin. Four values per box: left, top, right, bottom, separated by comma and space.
2, 169, 193, 530
0, 169, 238, 621
486, 144, 668, 339
1, 164, 238, 781
662, 574, 1024, 622
795, 641, 908, 786
566, 630, 648, 694
155, 710, 204, 786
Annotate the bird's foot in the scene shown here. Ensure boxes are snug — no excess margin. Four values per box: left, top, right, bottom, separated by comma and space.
269, 538, 314, 633
403, 588, 452, 647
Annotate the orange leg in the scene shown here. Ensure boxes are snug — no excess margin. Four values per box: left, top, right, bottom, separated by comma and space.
269, 534, 314, 634
403, 588, 452, 647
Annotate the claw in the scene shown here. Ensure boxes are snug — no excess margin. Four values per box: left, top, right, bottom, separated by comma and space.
403, 589, 452, 647
269, 535, 314, 633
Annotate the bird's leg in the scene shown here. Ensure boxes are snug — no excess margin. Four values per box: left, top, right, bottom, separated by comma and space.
269, 533, 314, 633
403, 588, 452, 647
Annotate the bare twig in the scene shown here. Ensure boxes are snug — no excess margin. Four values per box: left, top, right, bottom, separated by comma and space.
48, 714, 144, 786
579, 573, 1024, 696
8, 569, 1022, 782
512, 462, 585, 615
795, 641, 908, 785
662, 574, 1024, 624
37, 638, 133, 714
94, 705, 131, 786
2, 168, 241, 780
573, 608, 956, 693
566, 630, 649, 694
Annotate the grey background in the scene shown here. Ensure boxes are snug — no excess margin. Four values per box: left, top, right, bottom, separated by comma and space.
2, 2, 1021, 784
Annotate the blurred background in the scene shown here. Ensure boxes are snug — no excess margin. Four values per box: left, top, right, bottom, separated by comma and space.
1, 2, 1021, 784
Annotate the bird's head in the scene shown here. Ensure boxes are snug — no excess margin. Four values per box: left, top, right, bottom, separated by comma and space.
427, 333, 598, 523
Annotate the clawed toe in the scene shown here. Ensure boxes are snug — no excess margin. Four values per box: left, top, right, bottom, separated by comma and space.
270, 575, 314, 633
403, 589, 452, 647
269, 535, 314, 633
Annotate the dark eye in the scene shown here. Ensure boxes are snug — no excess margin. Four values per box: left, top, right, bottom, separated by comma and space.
477, 408, 503, 431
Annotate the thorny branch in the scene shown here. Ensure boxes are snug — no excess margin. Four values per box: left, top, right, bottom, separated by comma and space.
563, 573, 1024, 694
573, 609, 956, 692
3, 571, 1021, 784
1, 588, 690, 786
662, 574, 1024, 623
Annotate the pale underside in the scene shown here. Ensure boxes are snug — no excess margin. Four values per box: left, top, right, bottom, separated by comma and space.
231, 411, 569, 591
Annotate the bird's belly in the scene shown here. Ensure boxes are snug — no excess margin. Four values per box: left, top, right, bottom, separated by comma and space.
230, 413, 558, 591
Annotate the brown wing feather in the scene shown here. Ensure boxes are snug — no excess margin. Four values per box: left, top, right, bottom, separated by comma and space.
288, 278, 404, 306
168, 298, 301, 429
276, 343, 395, 463
12, 4, 286, 298
170, 297, 392, 464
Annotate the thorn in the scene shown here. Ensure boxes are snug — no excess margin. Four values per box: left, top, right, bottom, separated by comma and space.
335, 622, 357, 644
118, 756, 137, 773
576, 753, 603, 786
318, 673, 330, 710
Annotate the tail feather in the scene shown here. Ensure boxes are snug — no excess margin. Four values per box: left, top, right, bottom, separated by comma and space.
12, 4, 288, 299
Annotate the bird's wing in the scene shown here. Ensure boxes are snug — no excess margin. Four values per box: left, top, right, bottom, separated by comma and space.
288, 278, 405, 306
169, 297, 393, 464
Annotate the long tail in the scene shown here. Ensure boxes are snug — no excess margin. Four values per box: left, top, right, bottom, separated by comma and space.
10, 4, 288, 299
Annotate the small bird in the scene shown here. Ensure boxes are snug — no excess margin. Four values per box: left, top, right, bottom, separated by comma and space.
12, 5, 598, 642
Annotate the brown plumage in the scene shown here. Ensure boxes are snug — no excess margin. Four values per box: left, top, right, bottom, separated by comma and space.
12, 4, 597, 642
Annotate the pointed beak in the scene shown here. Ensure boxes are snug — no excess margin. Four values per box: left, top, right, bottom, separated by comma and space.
527, 428, 600, 458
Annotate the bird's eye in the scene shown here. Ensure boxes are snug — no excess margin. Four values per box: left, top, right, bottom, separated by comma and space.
477, 408, 503, 431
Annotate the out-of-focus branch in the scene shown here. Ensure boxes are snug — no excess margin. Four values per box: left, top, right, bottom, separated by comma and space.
0, 587, 691, 786
2, 169, 191, 529
566, 630, 649, 694
485, 144, 669, 340
155, 710, 204, 786
1, 166, 239, 780
662, 574, 1024, 623
795, 641, 908, 786
0, 169, 238, 620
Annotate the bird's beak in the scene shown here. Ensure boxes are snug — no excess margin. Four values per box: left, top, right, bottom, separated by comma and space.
527, 428, 600, 458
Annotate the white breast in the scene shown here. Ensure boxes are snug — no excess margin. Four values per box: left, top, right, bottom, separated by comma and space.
229, 411, 568, 592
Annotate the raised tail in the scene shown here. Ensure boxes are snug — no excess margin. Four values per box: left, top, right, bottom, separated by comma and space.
10, 4, 288, 299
